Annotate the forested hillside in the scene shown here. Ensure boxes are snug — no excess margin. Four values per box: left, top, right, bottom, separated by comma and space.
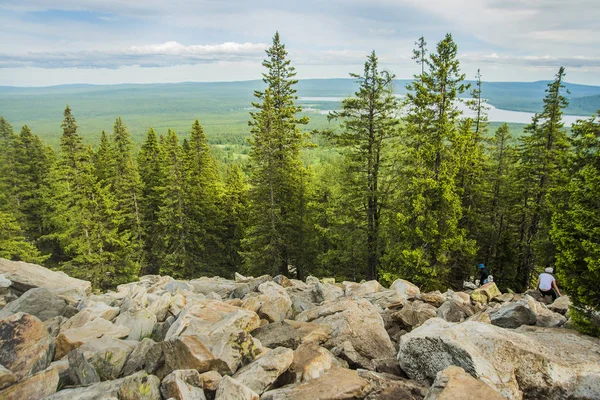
1, 33, 598, 335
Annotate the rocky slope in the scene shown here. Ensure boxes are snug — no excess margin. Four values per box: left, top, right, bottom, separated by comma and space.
0, 257, 598, 400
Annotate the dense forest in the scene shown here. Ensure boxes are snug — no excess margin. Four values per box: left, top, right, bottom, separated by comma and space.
0, 32, 598, 335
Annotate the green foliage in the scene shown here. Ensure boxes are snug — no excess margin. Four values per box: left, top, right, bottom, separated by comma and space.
243, 32, 309, 278
551, 113, 600, 335
326, 51, 401, 280
0, 211, 47, 263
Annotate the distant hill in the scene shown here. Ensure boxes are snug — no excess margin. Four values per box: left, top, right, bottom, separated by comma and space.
0, 79, 598, 147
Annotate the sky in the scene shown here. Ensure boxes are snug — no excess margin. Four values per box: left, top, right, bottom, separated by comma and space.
0, 0, 599, 86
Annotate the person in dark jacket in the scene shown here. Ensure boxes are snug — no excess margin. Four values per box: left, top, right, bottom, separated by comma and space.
477, 263, 490, 286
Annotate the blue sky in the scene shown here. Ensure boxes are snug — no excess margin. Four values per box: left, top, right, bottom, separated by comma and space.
0, 0, 599, 86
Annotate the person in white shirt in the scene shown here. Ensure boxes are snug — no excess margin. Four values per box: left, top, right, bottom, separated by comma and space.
537, 267, 562, 301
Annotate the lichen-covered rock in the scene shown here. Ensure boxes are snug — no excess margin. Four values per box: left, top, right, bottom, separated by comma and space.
115, 308, 157, 341
67, 348, 100, 386
398, 318, 600, 399
296, 298, 396, 370
55, 318, 130, 360
161, 369, 206, 400
0, 312, 53, 379
251, 319, 331, 350
0, 366, 59, 400
78, 337, 135, 380
118, 370, 161, 400
424, 366, 505, 400
121, 338, 164, 377
470, 283, 501, 304
232, 347, 294, 394
215, 376, 258, 400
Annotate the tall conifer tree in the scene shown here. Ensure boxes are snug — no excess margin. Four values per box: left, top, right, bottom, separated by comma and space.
243, 32, 308, 277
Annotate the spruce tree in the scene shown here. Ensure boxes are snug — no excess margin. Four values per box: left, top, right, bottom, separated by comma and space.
551, 113, 600, 336
243, 32, 309, 277
138, 128, 164, 274
94, 130, 112, 184
391, 34, 474, 289
222, 163, 249, 276
326, 51, 401, 280
0, 211, 46, 263
516, 67, 569, 290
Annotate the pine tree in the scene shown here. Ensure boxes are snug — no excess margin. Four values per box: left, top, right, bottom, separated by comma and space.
391, 34, 474, 289
326, 51, 401, 280
551, 113, 600, 336
243, 32, 309, 277
516, 67, 569, 290
138, 128, 164, 274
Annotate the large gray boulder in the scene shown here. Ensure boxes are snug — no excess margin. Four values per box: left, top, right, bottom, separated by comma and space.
77, 337, 135, 381
0, 258, 91, 300
251, 319, 331, 350
0, 288, 75, 322
160, 369, 206, 400
489, 297, 537, 329
232, 347, 294, 395
215, 376, 258, 400
296, 298, 396, 370
0, 366, 59, 400
424, 366, 505, 400
115, 308, 157, 341
121, 338, 164, 377
42, 371, 146, 399
398, 318, 600, 399
55, 318, 130, 360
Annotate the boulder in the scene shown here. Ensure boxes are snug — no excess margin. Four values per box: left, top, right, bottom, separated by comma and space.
0, 274, 11, 295
78, 337, 135, 380
232, 347, 294, 394
45, 316, 67, 338
0, 365, 17, 390
436, 299, 473, 323
118, 370, 161, 400
198, 370, 221, 392
273, 275, 293, 288
489, 296, 537, 329
0, 258, 91, 299
261, 368, 371, 400
296, 298, 396, 370
418, 291, 445, 307
163, 331, 260, 376
492, 293, 514, 303
147, 293, 172, 322
121, 338, 164, 377
241, 282, 292, 322
359, 370, 428, 400
363, 290, 405, 310
470, 283, 501, 304
398, 318, 600, 399
229, 275, 272, 299
390, 279, 420, 299
424, 366, 504, 400
0, 366, 59, 400
286, 287, 317, 317
189, 277, 240, 298
0, 287, 73, 322
288, 342, 337, 383
467, 311, 491, 324
115, 308, 157, 341
526, 297, 567, 328
119, 284, 149, 312
311, 281, 344, 303
393, 301, 437, 330
43, 371, 145, 399
67, 348, 100, 386
549, 296, 571, 315
55, 318, 130, 360
0, 313, 53, 379
164, 280, 193, 294
161, 369, 206, 400
343, 280, 382, 297
215, 376, 259, 400
251, 319, 331, 350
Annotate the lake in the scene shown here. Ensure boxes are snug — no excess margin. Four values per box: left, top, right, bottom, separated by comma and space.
298, 96, 592, 126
